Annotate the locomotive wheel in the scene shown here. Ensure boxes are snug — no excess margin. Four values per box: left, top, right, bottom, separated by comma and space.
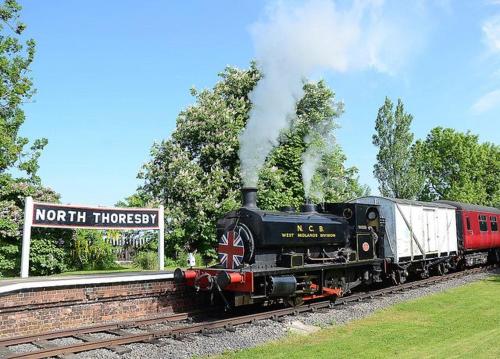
395, 270, 407, 285
392, 270, 406, 285
435, 263, 448, 276
435, 263, 444, 276
420, 269, 430, 279
443, 262, 449, 274
287, 296, 304, 307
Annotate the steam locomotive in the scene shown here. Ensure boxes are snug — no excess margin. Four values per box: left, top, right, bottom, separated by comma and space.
175, 187, 386, 307
174, 188, 500, 308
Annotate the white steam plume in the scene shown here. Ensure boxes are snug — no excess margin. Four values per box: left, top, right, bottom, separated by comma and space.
239, 0, 421, 188
301, 123, 333, 199
301, 136, 326, 199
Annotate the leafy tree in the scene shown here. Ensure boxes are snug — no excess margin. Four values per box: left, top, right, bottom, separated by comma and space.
0, 0, 46, 180
0, 177, 73, 276
115, 192, 152, 208
71, 229, 116, 270
139, 64, 367, 258
140, 65, 260, 259
115, 193, 159, 262
372, 97, 423, 199
413, 127, 500, 206
0, 0, 70, 276
313, 149, 370, 203
258, 81, 368, 209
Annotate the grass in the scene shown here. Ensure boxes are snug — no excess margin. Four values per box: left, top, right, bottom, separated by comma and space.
217, 275, 500, 359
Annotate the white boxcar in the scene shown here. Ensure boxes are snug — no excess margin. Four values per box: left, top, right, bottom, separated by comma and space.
349, 196, 458, 263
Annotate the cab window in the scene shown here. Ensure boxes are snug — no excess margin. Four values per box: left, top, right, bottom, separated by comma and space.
466, 217, 471, 230
491, 216, 498, 232
479, 215, 488, 232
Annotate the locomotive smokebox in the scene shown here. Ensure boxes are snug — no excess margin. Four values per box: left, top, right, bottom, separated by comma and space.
241, 187, 258, 208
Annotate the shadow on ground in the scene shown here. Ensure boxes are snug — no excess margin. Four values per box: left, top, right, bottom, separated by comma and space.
487, 268, 500, 284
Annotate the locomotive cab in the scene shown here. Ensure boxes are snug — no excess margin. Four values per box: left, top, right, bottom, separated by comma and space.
320, 202, 383, 260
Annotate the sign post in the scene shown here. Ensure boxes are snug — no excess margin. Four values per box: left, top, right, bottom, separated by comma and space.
158, 205, 165, 271
20, 199, 165, 278
20, 197, 33, 278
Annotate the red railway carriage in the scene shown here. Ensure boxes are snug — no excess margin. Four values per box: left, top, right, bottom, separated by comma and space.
436, 200, 500, 265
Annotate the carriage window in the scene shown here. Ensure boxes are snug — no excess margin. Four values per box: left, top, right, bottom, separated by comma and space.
466, 217, 471, 230
491, 217, 498, 232
479, 215, 488, 232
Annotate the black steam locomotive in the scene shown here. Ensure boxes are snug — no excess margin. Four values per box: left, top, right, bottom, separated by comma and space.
175, 188, 385, 307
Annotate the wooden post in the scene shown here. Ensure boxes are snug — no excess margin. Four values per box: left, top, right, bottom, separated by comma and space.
158, 205, 165, 271
20, 197, 33, 278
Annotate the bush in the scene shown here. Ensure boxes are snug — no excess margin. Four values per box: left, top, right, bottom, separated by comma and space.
133, 251, 158, 270
164, 250, 206, 268
71, 230, 116, 270
0, 178, 73, 277
30, 238, 68, 275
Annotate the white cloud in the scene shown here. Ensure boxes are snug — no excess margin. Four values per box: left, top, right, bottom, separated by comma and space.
472, 14, 500, 113
482, 16, 500, 53
471, 89, 500, 113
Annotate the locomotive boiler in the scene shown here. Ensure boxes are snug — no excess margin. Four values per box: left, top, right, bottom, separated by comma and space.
175, 188, 385, 307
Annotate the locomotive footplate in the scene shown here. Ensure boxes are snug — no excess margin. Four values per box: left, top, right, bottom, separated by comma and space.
248, 258, 385, 277
175, 258, 384, 293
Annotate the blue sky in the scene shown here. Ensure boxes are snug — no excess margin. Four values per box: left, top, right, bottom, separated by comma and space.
17, 0, 500, 206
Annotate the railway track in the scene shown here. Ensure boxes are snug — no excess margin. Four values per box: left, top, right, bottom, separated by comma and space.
0, 266, 494, 359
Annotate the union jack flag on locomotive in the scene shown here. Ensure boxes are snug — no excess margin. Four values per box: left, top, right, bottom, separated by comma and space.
218, 230, 245, 269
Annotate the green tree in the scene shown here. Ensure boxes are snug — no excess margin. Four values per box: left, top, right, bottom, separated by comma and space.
312, 149, 370, 203
372, 97, 423, 199
115, 194, 159, 262
414, 127, 500, 206
0, 0, 46, 180
0, 0, 70, 276
258, 81, 368, 209
139, 64, 367, 258
0, 177, 73, 276
71, 229, 116, 270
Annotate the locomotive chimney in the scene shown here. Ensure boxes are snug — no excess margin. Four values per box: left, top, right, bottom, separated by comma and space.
241, 187, 258, 208
300, 198, 316, 213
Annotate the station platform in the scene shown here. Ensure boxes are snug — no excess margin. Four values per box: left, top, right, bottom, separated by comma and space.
0, 270, 174, 295
0, 270, 200, 340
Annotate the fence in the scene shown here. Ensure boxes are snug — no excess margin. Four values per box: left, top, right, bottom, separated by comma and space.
104, 231, 155, 262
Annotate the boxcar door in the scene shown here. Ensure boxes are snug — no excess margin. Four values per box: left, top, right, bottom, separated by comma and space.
423, 209, 437, 253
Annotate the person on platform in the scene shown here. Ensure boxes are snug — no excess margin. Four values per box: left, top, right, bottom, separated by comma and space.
186, 243, 197, 268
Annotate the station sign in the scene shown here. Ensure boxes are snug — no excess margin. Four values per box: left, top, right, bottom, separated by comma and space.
31, 202, 160, 230
20, 197, 165, 278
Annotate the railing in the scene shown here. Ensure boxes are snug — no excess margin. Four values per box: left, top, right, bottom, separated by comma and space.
104, 235, 154, 261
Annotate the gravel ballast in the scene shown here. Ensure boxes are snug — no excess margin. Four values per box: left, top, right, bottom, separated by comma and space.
61, 270, 498, 359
